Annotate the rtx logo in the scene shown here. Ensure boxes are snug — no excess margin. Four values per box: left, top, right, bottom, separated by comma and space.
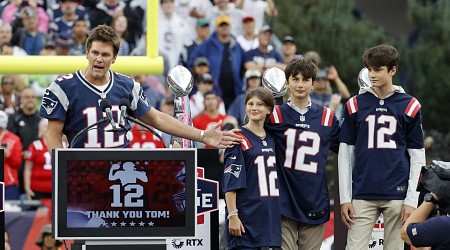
171, 239, 204, 248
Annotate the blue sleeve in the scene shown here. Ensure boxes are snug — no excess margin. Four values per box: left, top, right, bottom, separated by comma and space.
406, 110, 424, 149
222, 144, 246, 193
39, 82, 68, 122
407, 216, 450, 247
330, 116, 340, 153
274, 51, 284, 63
243, 50, 254, 64
339, 103, 356, 145
134, 86, 153, 118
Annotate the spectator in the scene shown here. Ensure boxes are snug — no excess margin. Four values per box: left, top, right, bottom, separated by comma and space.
39, 40, 57, 55
55, 33, 74, 55
0, 110, 23, 200
158, 0, 190, 69
179, 18, 210, 67
236, 15, 259, 52
0, 22, 27, 56
47, 0, 87, 21
190, 73, 226, 118
310, 66, 350, 119
193, 90, 228, 148
189, 15, 245, 110
35, 224, 62, 250
208, 0, 246, 37
2, 0, 49, 33
244, 25, 286, 73
71, 19, 88, 55
236, 0, 278, 33
0, 75, 19, 115
48, 0, 81, 41
228, 69, 261, 126
174, 0, 213, 42
128, 123, 165, 149
111, 14, 129, 56
281, 35, 302, 64
89, 0, 144, 50
131, 74, 165, 109
190, 57, 222, 97
11, 7, 48, 55
303, 50, 321, 69
24, 118, 52, 200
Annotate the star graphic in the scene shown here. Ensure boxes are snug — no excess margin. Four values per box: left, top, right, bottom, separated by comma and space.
102, 222, 108, 227
139, 221, 145, 227
111, 222, 117, 227
129, 221, 136, 227
135, 161, 140, 165
120, 221, 126, 227
148, 221, 155, 227
144, 161, 149, 165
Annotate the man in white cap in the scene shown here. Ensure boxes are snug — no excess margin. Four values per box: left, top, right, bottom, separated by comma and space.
0, 110, 23, 200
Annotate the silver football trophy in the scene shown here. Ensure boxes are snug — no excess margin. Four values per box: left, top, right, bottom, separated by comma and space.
262, 67, 287, 105
358, 67, 371, 88
167, 65, 195, 148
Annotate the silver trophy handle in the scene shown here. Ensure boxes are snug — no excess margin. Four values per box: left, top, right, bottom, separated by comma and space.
262, 67, 287, 105
167, 65, 195, 148
358, 67, 371, 88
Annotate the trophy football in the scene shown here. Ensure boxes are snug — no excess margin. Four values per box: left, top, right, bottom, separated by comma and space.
262, 67, 287, 105
358, 67, 371, 88
167, 65, 195, 148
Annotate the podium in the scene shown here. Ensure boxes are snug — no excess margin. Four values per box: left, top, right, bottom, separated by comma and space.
52, 148, 199, 248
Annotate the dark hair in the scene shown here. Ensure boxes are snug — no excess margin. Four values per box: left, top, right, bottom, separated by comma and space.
86, 25, 120, 57
285, 59, 317, 82
244, 87, 275, 123
203, 90, 217, 99
362, 44, 399, 72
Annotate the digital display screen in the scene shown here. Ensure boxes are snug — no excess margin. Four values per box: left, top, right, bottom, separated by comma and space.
53, 149, 196, 240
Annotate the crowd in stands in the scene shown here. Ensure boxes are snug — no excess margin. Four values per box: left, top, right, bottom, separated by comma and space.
1, 0, 351, 248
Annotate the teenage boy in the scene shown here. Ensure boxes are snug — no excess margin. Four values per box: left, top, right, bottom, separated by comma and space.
266, 59, 340, 249
339, 44, 425, 249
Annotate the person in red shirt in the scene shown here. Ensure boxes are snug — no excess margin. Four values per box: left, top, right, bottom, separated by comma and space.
24, 118, 53, 200
128, 123, 165, 149
0, 110, 23, 200
193, 90, 228, 148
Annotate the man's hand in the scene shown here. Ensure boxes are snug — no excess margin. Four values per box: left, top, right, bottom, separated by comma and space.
327, 65, 340, 82
203, 121, 242, 148
341, 202, 356, 229
228, 216, 245, 237
401, 205, 416, 224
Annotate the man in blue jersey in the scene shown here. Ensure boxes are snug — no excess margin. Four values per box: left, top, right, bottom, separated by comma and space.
339, 44, 426, 249
40, 25, 241, 152
401, 192, 450, 249
266, 59, 340, 249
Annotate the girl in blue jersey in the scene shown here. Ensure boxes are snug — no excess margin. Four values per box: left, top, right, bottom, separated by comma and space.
223, 87, 280, 250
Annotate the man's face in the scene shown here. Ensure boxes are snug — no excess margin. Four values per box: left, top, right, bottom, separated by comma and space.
314, 78, 328, 91
216, 23, 231, 37
161, 0, 174, 16
0, 45, 13, 55
1, 77, 15, 94
243, 21, 255, 35
0, 26, 12, 45
287, 73, 314, 101
86, 41, 116, 81
20, 88, 37, 111
22, 15, 38, 31
204, 94, 219, 111
196, 25, 210, 39
61, 0, 77, 15
43, 234, 57, 248
258, 31, 271, 47
282, 42, 296, 56
72, 21, 88, 37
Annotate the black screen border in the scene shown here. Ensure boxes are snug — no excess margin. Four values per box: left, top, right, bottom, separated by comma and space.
53, 148, 196, 240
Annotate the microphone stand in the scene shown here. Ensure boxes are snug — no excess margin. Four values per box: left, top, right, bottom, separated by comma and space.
70, 118, 108, 148
123, 115, 168, 148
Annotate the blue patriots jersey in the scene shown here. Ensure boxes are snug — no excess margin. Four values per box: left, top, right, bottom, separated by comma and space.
39, 70, 152, 148
340, 90, 424, 200
223, 127, 281, 248
266, 103, 340, 225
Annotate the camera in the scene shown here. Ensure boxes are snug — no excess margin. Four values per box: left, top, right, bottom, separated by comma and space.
0, 143, 7, 148
417, 160, 450, 214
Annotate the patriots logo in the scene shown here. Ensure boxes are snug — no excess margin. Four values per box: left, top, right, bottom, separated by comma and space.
139, 91, 149, 107
41, 97, 58, 115
224, 164, 242, 178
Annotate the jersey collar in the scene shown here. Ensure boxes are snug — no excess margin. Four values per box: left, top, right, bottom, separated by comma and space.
76, 70, 114, 98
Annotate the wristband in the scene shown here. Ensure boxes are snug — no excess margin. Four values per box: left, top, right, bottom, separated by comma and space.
227, 208, 238, 220
199, 130, 205, 142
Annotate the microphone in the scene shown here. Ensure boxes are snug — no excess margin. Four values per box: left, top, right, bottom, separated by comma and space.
118, 98, 168, 148
100, 98, 117, 131
118, 98, 129, 128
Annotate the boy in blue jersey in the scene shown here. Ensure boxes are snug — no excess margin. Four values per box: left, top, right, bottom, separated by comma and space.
266, 59, 340, 249
39, 25, 241, 152
339, 44, 426, 249
223, 87, 280, 250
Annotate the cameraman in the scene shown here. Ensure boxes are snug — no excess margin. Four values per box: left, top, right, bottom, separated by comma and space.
401, 192, 450, 249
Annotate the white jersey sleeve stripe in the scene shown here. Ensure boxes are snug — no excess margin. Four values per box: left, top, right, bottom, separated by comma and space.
47, 82, 69, 111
